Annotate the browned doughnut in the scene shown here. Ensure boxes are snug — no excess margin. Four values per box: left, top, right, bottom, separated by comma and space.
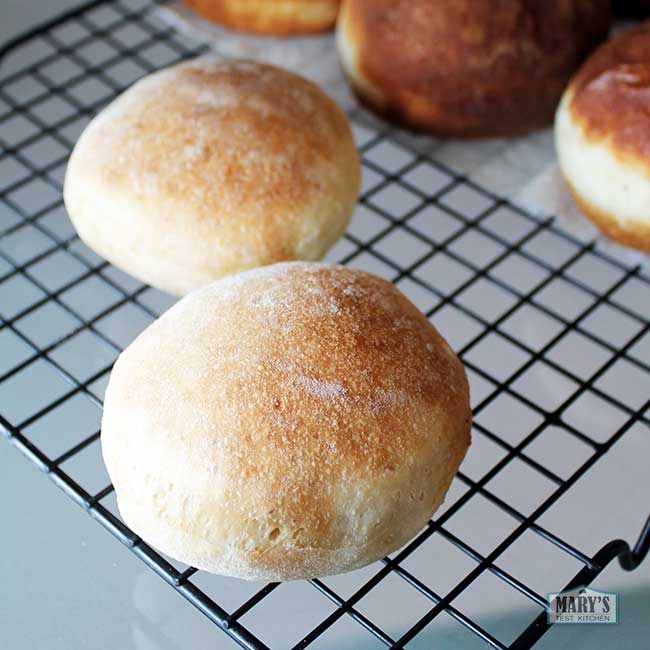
337, 0, 611, 136
184, 0, 340, 35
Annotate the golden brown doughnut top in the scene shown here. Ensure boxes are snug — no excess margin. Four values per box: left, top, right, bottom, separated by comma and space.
569, 20, 650, 161
64, 57, 359, 295
344, 0, 610, 135
184, 0, 339, 35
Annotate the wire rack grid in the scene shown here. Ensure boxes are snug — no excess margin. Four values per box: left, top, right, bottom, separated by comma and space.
0, 1, 649, 649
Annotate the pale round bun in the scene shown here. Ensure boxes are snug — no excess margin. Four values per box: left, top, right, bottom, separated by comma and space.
64, 58, 360, 296
337, 0, 611, 137
555, 21, 650, 252
101, 262, 471, 581
183, 0, 340, 34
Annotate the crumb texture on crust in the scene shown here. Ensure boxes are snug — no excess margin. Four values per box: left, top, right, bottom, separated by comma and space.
101, 262, 471, 581
64, 58, 359, 296
569, 20, 650, 162
184, 0, 339, 34
556, 90, 650, 251
337, 0, 610, 136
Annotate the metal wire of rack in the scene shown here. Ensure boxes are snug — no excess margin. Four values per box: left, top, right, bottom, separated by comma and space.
1, 1, 649, 648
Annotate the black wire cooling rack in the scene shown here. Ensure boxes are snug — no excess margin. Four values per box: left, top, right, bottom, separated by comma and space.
1, 1, 649, 648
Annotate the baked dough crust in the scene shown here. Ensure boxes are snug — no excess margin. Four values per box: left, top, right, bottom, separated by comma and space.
101, 262, 472, 580
184, 0, 339, 34
337, 0, 610, 136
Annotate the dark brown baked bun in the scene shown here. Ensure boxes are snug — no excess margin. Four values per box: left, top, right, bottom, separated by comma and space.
337, 0, 611, 137
184, 0, 340, 35
555, 21, 650, 252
